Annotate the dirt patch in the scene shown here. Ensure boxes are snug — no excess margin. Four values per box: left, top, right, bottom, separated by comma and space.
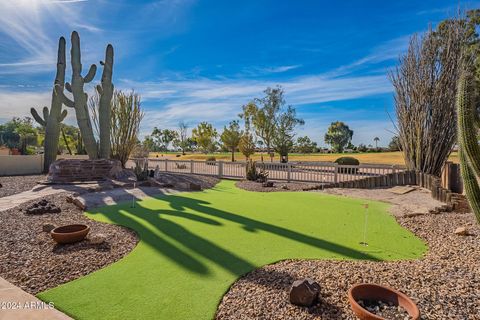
0, 192, 138, 295
0, 175, 46, 198
156, 172, 220, 190
322, 187, 444, 217
216, 189, 480, 319
236, 180, 323, 192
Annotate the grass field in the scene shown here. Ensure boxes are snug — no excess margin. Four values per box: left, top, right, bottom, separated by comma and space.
150, 151, 459, 165
38, 180, 426, 320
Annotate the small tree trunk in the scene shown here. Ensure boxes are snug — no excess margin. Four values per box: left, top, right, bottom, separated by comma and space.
231, 147, 235, 162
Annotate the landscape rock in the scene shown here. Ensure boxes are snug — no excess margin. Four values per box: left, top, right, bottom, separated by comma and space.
190, 183, 202, 191
24, 199, 61, 215
289, 278, 320, 307
454, 226, 469, 236
42, 224, 56, 233
66, 195, 86, 211
88, 233, 107, 245
262, 181, 274, 188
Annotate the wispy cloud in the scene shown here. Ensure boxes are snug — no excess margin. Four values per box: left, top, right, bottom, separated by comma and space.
119, 69, 392, 137
0, 0, 92, 73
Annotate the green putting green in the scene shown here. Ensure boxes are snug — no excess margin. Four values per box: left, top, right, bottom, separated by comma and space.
38, 180, 426, 320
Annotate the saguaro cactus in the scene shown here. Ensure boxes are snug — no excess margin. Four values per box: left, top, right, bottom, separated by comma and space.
30, 37, 68, 172
97, 44, 114, 159
57, 31, 99, 159
456, 69, 480, 223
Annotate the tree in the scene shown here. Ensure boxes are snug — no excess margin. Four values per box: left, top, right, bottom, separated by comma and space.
240, 86, 283, 161
238, 132, 256, 160
142, 135, 156, 152
220, 120, 243, 162
296, 136, 317, 153
273, 106, 304, 162
0, 117, 38, 155
151, 128, 178, 152
373, 137, 380, 149
324, 121, 353, 153
110, 91, 144, 167
192, 122, 217, 153
388, 135, 401, 151
173, 121, 189, 155
357, 144, 368, 152
389, 14, 472, 175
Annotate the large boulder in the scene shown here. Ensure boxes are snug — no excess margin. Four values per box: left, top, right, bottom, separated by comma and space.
289, 278, 321, 307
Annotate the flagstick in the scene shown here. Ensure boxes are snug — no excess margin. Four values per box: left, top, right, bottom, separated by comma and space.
361, 203, 369, 246
131, 182, 136, 208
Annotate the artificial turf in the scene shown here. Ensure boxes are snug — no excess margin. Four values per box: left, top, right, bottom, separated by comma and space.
38, 180, 426, 320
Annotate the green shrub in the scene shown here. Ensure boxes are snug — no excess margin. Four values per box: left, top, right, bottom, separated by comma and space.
334, 156, 359, 174
334, 156, 360, 165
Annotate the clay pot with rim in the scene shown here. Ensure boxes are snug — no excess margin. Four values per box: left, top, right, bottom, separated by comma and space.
348, 283, 420, 320
51, 224, 90, 244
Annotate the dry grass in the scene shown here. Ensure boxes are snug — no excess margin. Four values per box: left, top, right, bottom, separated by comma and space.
149, 151, 459, 166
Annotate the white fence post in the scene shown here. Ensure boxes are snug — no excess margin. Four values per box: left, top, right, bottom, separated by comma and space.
165, 159, 168, 172
190, 160, 194, 174
287, 163, 291, 182
218, 161, 223, 178
334, 163, 338, 183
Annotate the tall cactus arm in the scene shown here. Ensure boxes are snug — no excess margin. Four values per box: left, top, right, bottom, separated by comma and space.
59, 109, 68, 122
55, 85, 75, 108
68, 31, 98, 159
42, 106, 49, 122
30, 107, 46, 126
84, 64, 97, 83
456, 71, 480, 177
97, 43, 114, 159
459, 148, 480, 223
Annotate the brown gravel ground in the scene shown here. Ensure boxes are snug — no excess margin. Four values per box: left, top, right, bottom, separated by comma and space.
236, 180, 323, 192
0, 192, 138, 295
0, 174, 46, 198
216, 205, 480, 319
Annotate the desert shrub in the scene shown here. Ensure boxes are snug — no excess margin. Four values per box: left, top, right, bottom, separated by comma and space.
246, 160, 269, 182
133, 158, 149, 181
334, 156, 359, 174
334, 156, 360, 165
175, 154, 181, 157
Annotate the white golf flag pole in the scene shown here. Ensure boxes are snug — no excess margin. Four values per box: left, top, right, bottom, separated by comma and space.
362, 203, 369, 246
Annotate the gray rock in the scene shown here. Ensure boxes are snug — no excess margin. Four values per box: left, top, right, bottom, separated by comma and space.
89, 233, 107, 245
454, 227, 469, 236
42, 224, 56, 233
289, 278, 320, 307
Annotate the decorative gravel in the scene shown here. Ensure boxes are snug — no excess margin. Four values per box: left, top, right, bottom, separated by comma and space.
156, 172, 220, 190
236, 180, 323, 192
0, 192, 138, 295
216, 207, 480, 319
0, 175, 46, 198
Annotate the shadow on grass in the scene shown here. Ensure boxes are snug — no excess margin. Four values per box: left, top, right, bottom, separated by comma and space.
90, 192, 379, 279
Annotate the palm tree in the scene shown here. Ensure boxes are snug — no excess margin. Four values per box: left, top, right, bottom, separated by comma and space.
373, 137, 380, 149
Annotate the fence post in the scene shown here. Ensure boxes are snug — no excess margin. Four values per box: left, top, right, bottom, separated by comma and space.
165, 159, 168, 172
287, 163, 291, 182
334, 163, 338, 183
218, 161, 223, 178
190, 160, 194, 174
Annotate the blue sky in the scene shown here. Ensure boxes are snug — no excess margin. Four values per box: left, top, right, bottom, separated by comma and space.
0, 0, 478, 146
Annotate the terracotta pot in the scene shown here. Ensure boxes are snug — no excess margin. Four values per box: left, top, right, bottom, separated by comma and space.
348, 283, 420, 320
51, 224, 90, 244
